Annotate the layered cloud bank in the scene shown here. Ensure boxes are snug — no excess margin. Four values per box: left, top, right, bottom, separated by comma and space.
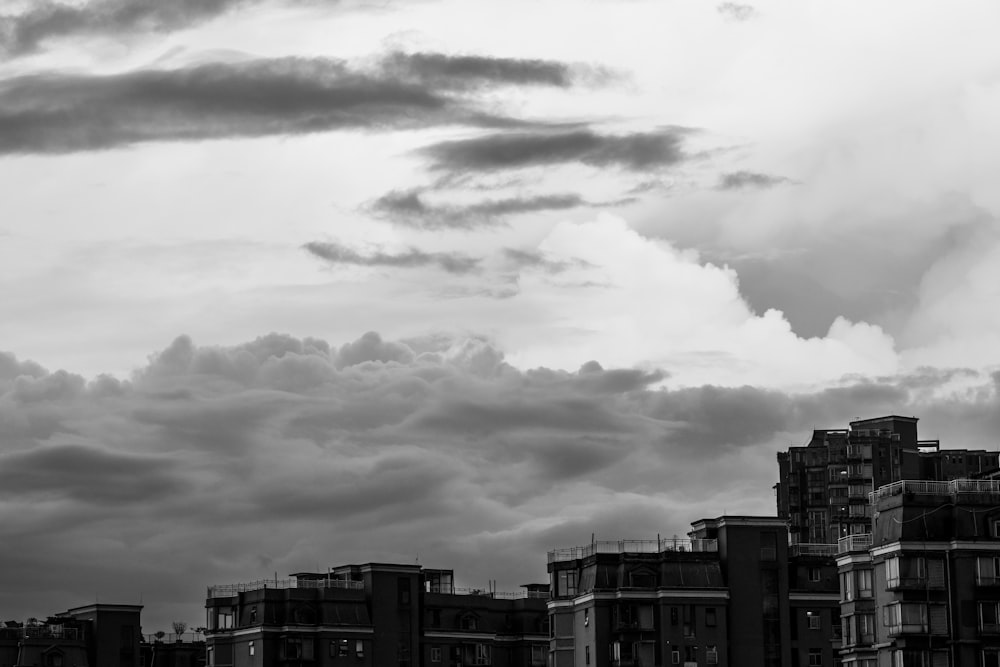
2, 330, 999, 630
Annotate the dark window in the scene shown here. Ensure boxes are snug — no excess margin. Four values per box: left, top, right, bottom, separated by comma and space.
705, 608, 717, 627
250, 607, 257, 624
120, 625, 134, 648
398, 577, 411, 606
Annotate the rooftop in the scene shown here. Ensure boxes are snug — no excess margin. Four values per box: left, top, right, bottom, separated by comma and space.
869, 478, 1000, 504
547, 537, 718, 564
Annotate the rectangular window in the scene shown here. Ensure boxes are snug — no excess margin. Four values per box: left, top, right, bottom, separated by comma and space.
473, 644, 490, 666
531, 646, 545, 665
398, 577, 411, 606
356, 640, 364, 659
978, 556, 1000, 585
249, 641, 255, 657
808, 613, 821, 630
984, 650, 1000, 667
809, 567, 821, 582
706, 646, 718, 665
207, 648, 213, 667
981, 602, 1000, 633
430, 647, 442, 663
671, 649, 680, 665
557, 570, 577, 598
858, 613, 875, 644
808, 648, 822, 667
585, 646, 590, 665
760, 531, 778, 561
856, 569, 873, 598
885, 603, 928, 635
705, 607, 717, 627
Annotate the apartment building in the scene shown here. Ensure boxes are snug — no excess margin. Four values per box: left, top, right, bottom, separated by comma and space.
836, 478, 1000, 667
203, 564, 548, 667
775, 416, 999, 545
0, 604, 143, 667
546, 516, 840, 667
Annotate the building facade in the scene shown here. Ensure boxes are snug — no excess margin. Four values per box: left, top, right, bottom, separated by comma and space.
0, 605, 144, 667
776, 416, 999, 545
204, 564, 547, 667
837, 478, 1000, 667
546, 517, 840, 667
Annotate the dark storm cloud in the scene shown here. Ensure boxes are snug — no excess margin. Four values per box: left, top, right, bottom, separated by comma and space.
370, 189, 589, 229
0, 0, 252, 56
718, 170, 790, 190
3, 334, 1000, 630
420, 128, 691, 173
303, 241, 481, 274
0, 56, 546, 155
716, 3, 758, 21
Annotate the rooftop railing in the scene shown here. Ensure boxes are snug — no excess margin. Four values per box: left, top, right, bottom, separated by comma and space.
548, 538, 718, 563
837, 534, 872, 554
789, 543, 838, 557
21, 626, 82, 640
208, 577, 364, 598
143, 632, 206, 643
450, 588, 550, 600
869, 479, 1000, 504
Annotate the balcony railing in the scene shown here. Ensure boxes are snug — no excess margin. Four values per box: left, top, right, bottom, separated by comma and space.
886, 622, 928, 636
547, 538, 718, 563
20, 626, 82, 640
208, 578, 364, 598
869, 479, 1000, 504
837, 534, 872, 554
451, 588, 549, 600
790, 543, 838, 557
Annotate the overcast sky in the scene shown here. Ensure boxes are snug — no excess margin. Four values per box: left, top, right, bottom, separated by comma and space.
2, 0, 1000, 633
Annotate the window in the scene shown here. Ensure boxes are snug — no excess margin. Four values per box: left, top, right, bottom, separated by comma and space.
760, 531, 778, 561
808, 648, 822, 667
557, 570, 577, 598
840, 571, 855, 601
249, 641, 255, 657
336, 640, 348, 658
671, 649, 680, 665
884, 604, 928, 635
585, 646, 590, 665
121, 625, 134, 648
978, 556, 1000, 585
250, 607, 257, 624
531, 646, 545, 665
430, 647, 442, 663
857, 613, 875, 644
584, 609, 589, 627
282, 637, 314, 660
981, 602, 1000, 633
356, 640, 364, 659
46, 653, 63, 667
705, 607, 717, 627
207, 648, 214, 667
807, 612, 821, 630
856, 569, 873, 598
670, 607, 679, 626
886, 556, 927, 589
809, 567, 821, 582
398, 577, 411, 606
462, 615, 479, 631
706, 646, 718, 665
473, 644, 490, 666
984, 649, 1000, 667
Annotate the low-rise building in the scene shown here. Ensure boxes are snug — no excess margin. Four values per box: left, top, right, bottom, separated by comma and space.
204, 564, 547, 667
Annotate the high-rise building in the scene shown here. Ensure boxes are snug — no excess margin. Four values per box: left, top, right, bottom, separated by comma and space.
836, 478, 1000, 667
546, 516, 840, 667
775, 416, 998, 545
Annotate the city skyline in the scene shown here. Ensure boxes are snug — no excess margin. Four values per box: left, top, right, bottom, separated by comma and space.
2, 0, 1000, 634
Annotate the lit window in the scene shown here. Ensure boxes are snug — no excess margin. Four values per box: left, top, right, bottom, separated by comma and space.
808, 613, 821, 630
355, 640, 364, 659
706, 646, 718, 665
249, 641, 255, 657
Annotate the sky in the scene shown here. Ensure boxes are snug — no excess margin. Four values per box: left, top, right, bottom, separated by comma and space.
2, 0, 1000, 633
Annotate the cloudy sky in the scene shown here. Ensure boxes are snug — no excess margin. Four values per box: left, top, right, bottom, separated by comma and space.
3, 0, 1000, 632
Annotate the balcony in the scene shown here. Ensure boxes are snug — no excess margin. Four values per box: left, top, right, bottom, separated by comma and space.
837, 534, 872, 554
20, 626, 83, 640
207, 577, 364, 598
790, 543, 838, 557
869, 479, 1000, 503
886, 622, 928, 636
886, 576, 944, 591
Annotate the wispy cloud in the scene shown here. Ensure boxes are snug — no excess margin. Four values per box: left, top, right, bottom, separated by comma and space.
420, 128, 691, 173
0, 0, 253, 56
0, 57, 537, 154
303, 241, 481, 274
377, 52, 615, 90
369, 189, 590, 229
716, 2, 758, 21
717, 170, 790, 190
502, 248, 593, 274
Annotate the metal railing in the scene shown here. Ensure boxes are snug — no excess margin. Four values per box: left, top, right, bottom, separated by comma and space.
208, 578, 364, 598
548, 538, 718, 563
869, 479, 1000, 504
450, 588, 549, 600
20, 626, 82, 640
837, 534, 873, 554
790, 543, 838, 557
144, 632, 206, 643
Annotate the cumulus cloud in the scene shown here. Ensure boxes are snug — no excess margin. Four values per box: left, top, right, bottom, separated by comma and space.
303, 241, 481, 274
1, 334, 998, 630
420, 128, 691, 173
369, 189, 590, 229
717, 170, 791, 190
